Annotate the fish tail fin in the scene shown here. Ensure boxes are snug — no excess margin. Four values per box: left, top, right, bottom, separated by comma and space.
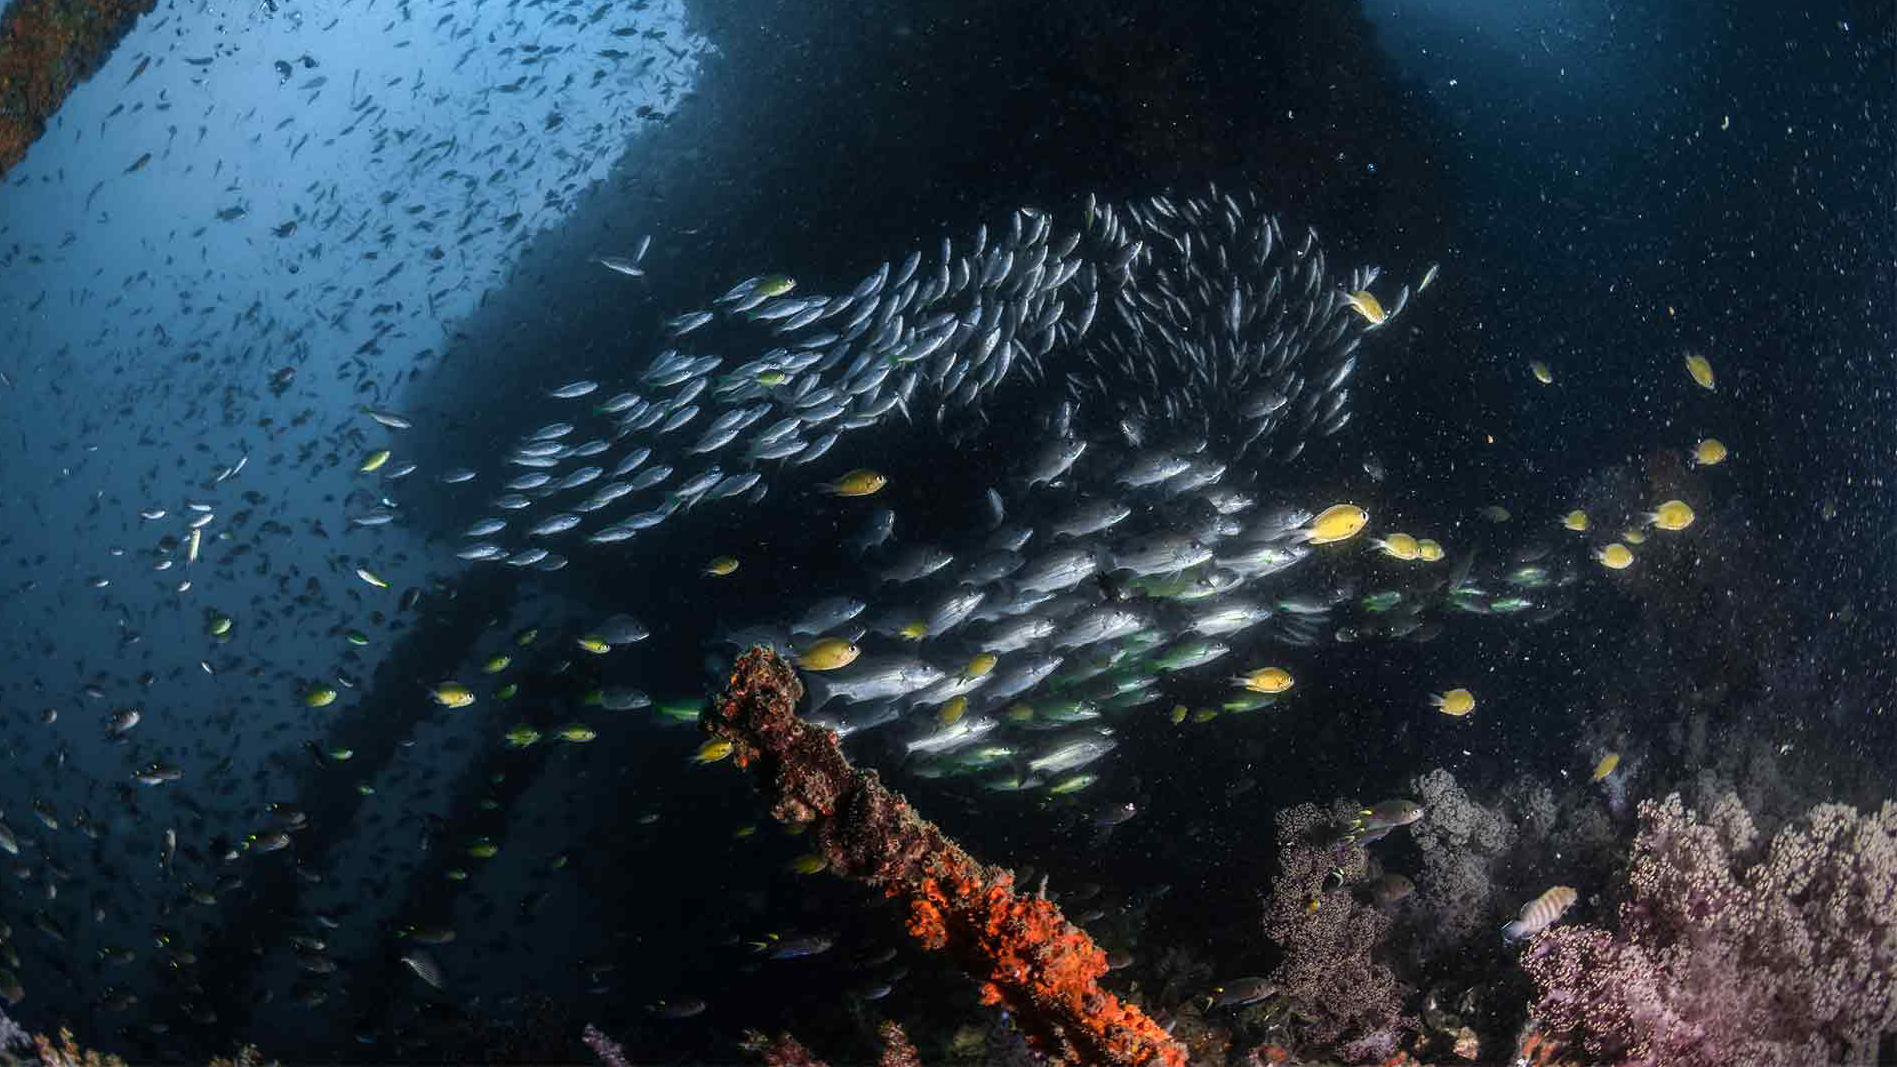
885, 733, 916, 770
988, 578, 1019, 610
803, 674, 832, 712
1009, 753, 1035, 790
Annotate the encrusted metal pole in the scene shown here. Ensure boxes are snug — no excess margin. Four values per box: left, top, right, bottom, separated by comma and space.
704, 647, 1185, 1067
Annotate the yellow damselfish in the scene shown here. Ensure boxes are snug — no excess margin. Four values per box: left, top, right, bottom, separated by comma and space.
1595, 543, 1635, 570
819, 469, 887, 497
1372, 532, 1420, 561
1684, 352, 1716, 390
432, 682, 475, 709
1430, 688, 1476, 717
1303, 504, 1368, 545
795, 638, 860, 671
1343, 289, 1387, 325
1646, 499, 1696, 532
1233, 667, 1294, 694
1591, 752, 1622, 782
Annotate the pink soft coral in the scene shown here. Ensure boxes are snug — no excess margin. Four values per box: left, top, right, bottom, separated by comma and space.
1520, 791, 1897, 1066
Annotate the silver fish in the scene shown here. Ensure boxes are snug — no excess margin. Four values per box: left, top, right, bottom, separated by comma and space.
805, 656, 947, 710
548, 379, 599, 399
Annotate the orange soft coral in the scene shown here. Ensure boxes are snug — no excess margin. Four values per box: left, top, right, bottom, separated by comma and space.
706, 647, 1185, 1066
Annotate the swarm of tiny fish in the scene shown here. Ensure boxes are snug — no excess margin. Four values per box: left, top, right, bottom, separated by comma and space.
435, 187, 1603, 803
433, 187, 1407, 565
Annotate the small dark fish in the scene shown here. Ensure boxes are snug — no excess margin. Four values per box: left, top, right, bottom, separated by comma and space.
124, 152, 152, 174
400, 949, 446, 990
755, 934, 832, 959
646, 997, 706, 1019
1345, 799, 1422, 842
1203, 976, 1277, 1009
105, 707, 140, 738
1371, 873, 1415, 906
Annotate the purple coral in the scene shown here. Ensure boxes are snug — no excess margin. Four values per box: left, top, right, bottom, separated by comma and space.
0, 1007, 30, 1054
582, 1024, 631, 1067
1520, 791, 1897, 1066
1262, 802, 1413, 1050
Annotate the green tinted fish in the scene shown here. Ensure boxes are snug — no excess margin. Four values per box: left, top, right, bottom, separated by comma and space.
432, 682, 476, 708
1222, 692, 1278, 714
654, 700, 702, 724
1360, 590, 1404, 612
1048, 773, 1097, 795
755, 274, 796, 298
1154, 638, 1230, 671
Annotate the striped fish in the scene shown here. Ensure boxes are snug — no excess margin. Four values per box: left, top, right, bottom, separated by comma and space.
1502, 885, 1578, 942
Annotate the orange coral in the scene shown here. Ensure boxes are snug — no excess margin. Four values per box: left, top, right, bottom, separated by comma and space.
1515, 1025, 1586, 1067
706, 647, 1185, 1066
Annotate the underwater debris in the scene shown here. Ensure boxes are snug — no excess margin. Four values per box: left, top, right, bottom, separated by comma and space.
703, 647, 1186, 1067
0, 0, 157, 178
